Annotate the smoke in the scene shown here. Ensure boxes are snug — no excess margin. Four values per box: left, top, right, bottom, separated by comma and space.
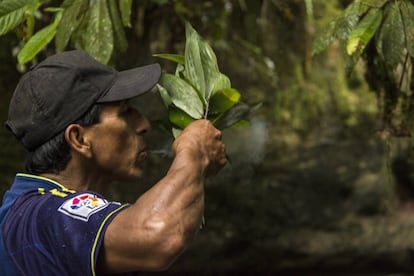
147, 117, 269, 170
223, 117, 269, 165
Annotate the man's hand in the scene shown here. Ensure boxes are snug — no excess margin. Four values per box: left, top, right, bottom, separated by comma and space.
172, 119, 227, 177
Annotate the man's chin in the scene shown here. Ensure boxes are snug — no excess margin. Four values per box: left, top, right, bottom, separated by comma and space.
120, 169, 144, 182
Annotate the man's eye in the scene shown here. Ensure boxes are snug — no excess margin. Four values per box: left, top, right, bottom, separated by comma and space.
120, 102, 130, 113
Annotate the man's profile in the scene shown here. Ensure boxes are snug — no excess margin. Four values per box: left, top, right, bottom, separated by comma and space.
0, 50, 227, 275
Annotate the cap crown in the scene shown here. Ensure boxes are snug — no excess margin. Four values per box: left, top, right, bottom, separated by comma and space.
6, 51, 117, 150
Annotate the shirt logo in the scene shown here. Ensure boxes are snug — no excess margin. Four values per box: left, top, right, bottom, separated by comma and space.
58, 193, 109, 221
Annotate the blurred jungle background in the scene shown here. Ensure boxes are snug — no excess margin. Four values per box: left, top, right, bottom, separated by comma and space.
2, 0, 414, 275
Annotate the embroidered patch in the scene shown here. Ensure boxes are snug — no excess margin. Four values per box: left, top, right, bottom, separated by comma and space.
58, 193, 110, 221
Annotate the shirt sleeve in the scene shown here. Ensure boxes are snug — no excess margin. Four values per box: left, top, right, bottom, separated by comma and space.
4, 190, 130, 276
47, 191, 130, 275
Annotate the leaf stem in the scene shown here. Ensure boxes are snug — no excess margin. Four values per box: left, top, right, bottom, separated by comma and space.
203, 97, 210, 119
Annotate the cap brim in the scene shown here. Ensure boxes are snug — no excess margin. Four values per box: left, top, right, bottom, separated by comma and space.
97, 63, 161, 103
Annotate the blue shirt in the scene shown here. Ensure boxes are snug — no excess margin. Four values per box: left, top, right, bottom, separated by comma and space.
0, 173, 129, 276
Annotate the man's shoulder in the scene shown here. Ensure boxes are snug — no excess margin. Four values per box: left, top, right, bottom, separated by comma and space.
9, 188, 119, 224
56, 191, 115, 222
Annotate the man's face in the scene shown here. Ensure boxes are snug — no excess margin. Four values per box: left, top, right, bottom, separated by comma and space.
85, 100, 150, 181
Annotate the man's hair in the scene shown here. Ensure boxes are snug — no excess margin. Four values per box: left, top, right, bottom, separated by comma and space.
24, 104, 102, 174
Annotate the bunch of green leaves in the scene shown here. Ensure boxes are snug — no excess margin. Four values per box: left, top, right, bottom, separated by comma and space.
312, 0, 414, 81
154, 21, 260, 138
0, 0, 133, 65
312, 0, 414, 135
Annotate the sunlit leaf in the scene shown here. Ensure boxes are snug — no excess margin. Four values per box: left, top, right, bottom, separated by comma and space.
0, 0, 30, 36
108, 0, 127, 53
55, 0, 87, 52
199, 38, 222, 99
18, 9, 63, 64
155, 21, 260, 136
312, 1, 365, 55
119, 0, 132, 27
169, 106, 195, 129
334, 2, 364, 41
83, 0, 113, 64
156, 84, 172, 108
153, 53, 185, 64
211, 73, 231, 95
158, 73, 204, 119
208, 88, 240, 114
346, 8, 382, 55
184, 21, 206, 98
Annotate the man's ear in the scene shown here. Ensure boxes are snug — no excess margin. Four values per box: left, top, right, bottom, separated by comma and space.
65, 124, 92, 157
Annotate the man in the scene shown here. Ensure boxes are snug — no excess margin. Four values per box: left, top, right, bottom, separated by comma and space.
0, 50, 227, 275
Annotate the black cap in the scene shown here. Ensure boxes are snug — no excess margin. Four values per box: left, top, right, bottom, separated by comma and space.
6, 50, 161, 150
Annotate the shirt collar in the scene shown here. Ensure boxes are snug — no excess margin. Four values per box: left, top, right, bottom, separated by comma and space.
1, 173, 74, 223
10, 173, 74, 194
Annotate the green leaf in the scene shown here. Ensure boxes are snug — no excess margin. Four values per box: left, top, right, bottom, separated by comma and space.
211, 73, 231, 95
169, 106, 195, 129
0, 0, 31, 36
184, 21, 226, 100
158, 73, 204, 119
153, 53, 185, 65
199, 38, 222, 99
213, 102, 258, 130
71, 6, 89, 50
184, 21, 206, 99
312, 20, 337, 55
346, 8, 383, 55
312, 0, 371, 55
376, 1, 405, 70
24, 3, 35, 40
55, 0, 87, 52
343, 45, 362, 75
361, 0, 389, 9
401, 0, 414, 58
18, 9, 63, 64
175, 63, 185, 77
172, 127, 182, 139
208, 88, 241, 114
334, 2, 364, 41
83, 0, 113, 64
156, 84, 172, 107
108, 0, 128, 53
0, 0, 31, 16
119, 0, 132, 27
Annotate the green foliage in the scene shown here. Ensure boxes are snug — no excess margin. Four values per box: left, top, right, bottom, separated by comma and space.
312, 0, 405, 72
158, 72, 204, 120
376, 1, 405, 71
0, 0, 31, 36
313, 0, 414, 135
81, 0, 114, 64
346, 8, 382, 56
18, 8, 63, 64
0, 0, 133, 65
155, 21, 260, 137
